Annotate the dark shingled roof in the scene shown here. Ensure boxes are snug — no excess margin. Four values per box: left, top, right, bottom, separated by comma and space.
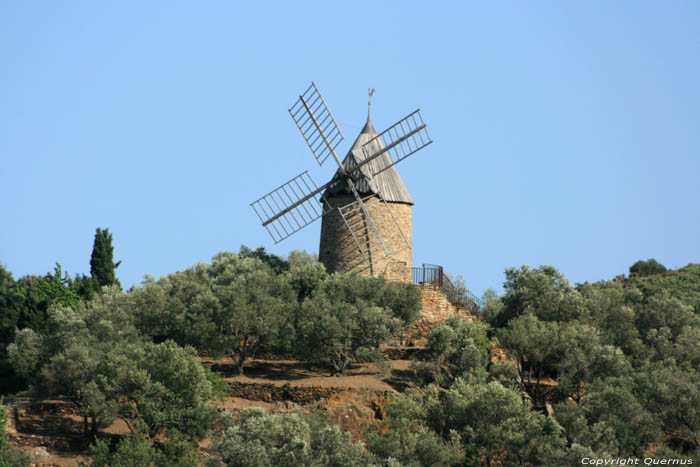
323, 110, 414, 205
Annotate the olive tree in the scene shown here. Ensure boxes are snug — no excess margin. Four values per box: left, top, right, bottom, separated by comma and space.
207, 409, 380, 467
365, 386, 461, 466
294, 273, 401, 375
110, 341, 218, 439
496, 265, 586, 327
8, 287, 218, 441
131, 252, 294, 376
411, 316, 490, 387
209, 253, 294, 375
367, 380, 570, 466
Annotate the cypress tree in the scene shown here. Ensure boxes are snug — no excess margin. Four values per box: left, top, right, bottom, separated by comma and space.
90, 227, 121, 289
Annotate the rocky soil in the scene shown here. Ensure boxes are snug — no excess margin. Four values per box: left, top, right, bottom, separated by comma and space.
6, 356, 419, 466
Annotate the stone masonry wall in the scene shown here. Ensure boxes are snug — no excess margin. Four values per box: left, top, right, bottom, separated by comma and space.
408, 283, 475, 338
228, 381, 388, 405
420, 283, 466, 320
319, 195, 412, 282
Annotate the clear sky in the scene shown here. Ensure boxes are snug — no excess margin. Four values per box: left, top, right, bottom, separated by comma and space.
2, 1, 699, 296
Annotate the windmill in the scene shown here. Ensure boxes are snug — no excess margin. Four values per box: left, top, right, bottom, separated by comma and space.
251, 82, 432, 280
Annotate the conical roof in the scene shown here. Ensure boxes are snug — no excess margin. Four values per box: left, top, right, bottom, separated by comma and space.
323, 109, 414, 204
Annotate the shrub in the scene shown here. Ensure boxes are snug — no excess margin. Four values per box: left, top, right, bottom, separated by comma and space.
207, 409, 380, 467
629, 259, 667, 277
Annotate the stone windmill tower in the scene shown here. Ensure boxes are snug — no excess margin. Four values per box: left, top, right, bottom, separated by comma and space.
251, 83, 432, 282
319, 100, 415, 281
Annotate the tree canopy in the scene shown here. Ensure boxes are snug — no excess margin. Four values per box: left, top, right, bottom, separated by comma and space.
89, 227, 121, 289
4, 248, 700, 464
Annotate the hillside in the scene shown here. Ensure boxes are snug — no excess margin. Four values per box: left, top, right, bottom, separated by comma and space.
2, 252, 700, 465
621, 262, 700, 309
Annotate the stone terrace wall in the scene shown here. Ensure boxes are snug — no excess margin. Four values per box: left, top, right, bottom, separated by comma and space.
420, 283, 466, 321
407, 283, 476, 338
228, 381, 388, 405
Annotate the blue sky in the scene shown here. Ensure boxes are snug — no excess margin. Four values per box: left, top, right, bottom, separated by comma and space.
2, 1, 699, 296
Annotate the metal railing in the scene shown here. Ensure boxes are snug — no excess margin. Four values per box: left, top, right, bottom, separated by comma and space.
412, 264, 484, 314
412, 263, 443, 288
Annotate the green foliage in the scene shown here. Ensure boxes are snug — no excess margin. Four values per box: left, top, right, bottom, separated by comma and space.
366, 425, 459, 467
112, 341, 218, 439
7, 288, 140, 435
287, 263, 327, 304
498, 311, 635, 406
205, 365, 231, 403
239, 245, 289, 274
583, 377, 660, 456
0, 398, 30, 467
580, 279, 700, 366
553, 401, 619, 457
40, 342, 120, 436
7, 287, 217, 440
88, 435, 155, 467
287, 249, 318, 270
445, 379, 568, 466
368, 381, 570, 466
87, 430, 198, 467
366, 387, 461, 466
496, 314, 560, 407
495, 265, 586, 328
635, 291, 699, 361
412, 316, 490, 386
7, 246, 700, 462
128, 250, 420, 375
629, 258, 667, 277
1, 263, 89, 393
624, 263, 700, 308
636, 361, 700, 453
489, 263, 700, 458
131, 263, 211, 346
131, 252, 295, 375
71, 273, 97, 302
378, 280, 422, 333
1, 263, 79, 336
89, 228, 121, 289
208, 409, 379, 467
294, 273, 401, 375
578, 282, 644, 355
6, 329, 43, 384
479, 288, 503, 327
209, 253, 294, 375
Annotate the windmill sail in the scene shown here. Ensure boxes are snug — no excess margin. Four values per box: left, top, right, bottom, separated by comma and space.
250, 171, 329, 244
356, 109, 432, 177
289, 82, 344, 167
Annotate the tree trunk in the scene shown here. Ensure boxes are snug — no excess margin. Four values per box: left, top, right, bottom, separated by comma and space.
236, 350, 247, 376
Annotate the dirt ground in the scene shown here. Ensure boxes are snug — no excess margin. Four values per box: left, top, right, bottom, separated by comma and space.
204, 357, 412, 391
7, 358, 415, 466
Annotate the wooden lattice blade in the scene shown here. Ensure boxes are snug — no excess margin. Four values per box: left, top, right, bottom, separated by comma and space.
250, 171, 330, 244
289, 82, 344, 167
354, 109, 432, 177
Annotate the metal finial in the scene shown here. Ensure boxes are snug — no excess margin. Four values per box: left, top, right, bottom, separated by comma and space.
368, 88, 375, 119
